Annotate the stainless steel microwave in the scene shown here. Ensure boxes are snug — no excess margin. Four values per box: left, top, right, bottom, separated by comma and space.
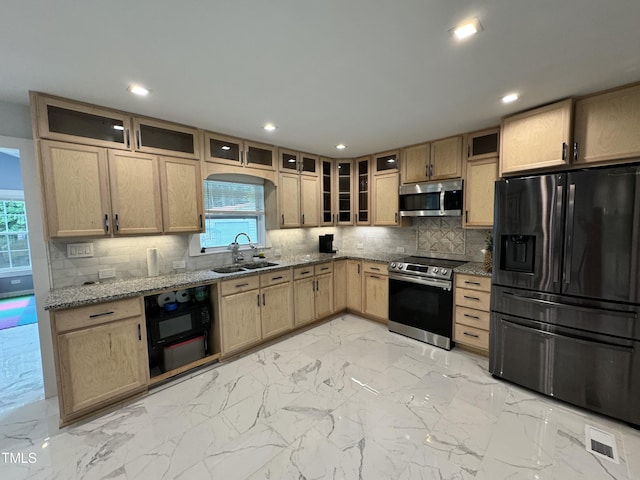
399, 180, 463, 217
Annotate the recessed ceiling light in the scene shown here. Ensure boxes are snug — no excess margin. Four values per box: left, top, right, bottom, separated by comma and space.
263, 123, 277, 132
451, 17, 482, 41
336, 144, 347, 150
127, 84, 150, 96
221, 145, 231, 150
502, 93, 519, 103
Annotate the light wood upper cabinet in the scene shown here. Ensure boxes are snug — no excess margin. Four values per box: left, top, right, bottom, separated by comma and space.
321, 158, 354, 226
463, 156, 498, 228
40, 140, 112, 238
402, 143, 430, 184
35, 95, 133, 150
373, 150, 400, 174
159, 156, 204, 233
355, 156, 371, 225
205, 134, 276, 171
430, 136, 463, 180
278, 150, 319, 228
133, 117, 201, 160
52, 298, 147, 425
373, 172, 400, 226
573, 83, 640, 165
108, 151, 163, 235
466, 128, 500, 161
500, 99, 573, 176
320, 158, 334, 226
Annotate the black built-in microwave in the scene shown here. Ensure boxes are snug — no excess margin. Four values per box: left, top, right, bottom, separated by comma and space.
399, 179, 463, 217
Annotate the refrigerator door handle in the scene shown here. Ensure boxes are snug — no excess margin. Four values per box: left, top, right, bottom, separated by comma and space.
553, 184, 563, 283
502, 290, 638, 319
563, 184, 576, 284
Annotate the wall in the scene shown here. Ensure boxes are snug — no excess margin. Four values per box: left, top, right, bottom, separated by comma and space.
0, 151, 25, 189
0, 101, 33, 139
49, 221, 491, 288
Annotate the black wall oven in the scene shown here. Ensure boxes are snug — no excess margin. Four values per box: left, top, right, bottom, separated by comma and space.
388, 257, 464, 350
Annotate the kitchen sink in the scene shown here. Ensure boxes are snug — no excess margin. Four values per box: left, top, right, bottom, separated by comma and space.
240, 262, 279, 270
212, 262, 278, 274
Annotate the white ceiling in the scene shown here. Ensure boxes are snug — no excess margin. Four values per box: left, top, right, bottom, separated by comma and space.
2, 1, 640, 158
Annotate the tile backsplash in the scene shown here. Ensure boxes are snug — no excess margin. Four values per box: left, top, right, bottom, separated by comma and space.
48, 221, 491, 288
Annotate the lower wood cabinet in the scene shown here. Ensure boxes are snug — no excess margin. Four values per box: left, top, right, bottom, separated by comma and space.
219, 271, 294, 355
362, 261, 388, 322
293, 262, 333, 326
51, 297, 148, 426
333, 260, 347, 311
453, 273, 491, 353
346, 260, 362, 311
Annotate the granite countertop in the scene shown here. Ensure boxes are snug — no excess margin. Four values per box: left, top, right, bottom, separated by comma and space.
45, 252, 405, 310
453, 261, 492, 277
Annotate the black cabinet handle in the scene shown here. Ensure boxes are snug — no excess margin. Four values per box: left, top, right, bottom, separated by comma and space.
573, 141, 579, 161
463, 295, 481, 301
199, 214, 203, 229
125, 128, 130, 148
371, 266, 380, 271
370, 275, 380, 279
114, 213, 120, 232
138, 323, 142, 341
301, 270, 311, 275
262, 293, 266, 306
89, 311, 115, 319
257, 294, 260, 306
236, 282, 249, 288
465, 210, 469, 223
562, 142, 567, 160
281, 214, 284, 225
272, 276, 283, 280
240, 151, 244, 165
463, 331, 480, 339
136, 130, 141, 149
302, 214, 305, 225
463, 313, 480, 319
104, 214, 110, 233
357, 264, 360, 274
467, 144, 471, 158
464, 281, 481, 286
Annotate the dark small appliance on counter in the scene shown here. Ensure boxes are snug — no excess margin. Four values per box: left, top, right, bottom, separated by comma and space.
319, 234, 337, 253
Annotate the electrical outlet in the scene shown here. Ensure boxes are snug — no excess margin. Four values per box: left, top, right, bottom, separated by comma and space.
357, 242, 364, 249
173, 260, 186, 269
67, 242, 94, 258
396, 246, 405, 253
274, 248, 282, 257
98, 268, 116, 279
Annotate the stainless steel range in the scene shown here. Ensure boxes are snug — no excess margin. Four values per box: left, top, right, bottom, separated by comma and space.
388, 256, 465, 350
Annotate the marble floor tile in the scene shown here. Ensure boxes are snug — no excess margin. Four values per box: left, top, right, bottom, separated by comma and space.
2, 314, 640, 480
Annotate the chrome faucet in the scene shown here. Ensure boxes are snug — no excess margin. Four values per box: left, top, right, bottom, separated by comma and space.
230, 232, 255, 263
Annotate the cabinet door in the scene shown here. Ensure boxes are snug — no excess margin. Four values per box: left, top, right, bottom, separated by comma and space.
466, 128, 499, 161
279, 173, 300, 227
220, 289, 261, 355
204, 132, 243, 167
336, 159, 354, 225
56, 316, 147, 417
108, 151, 163, 235
402, 144, 430, 184
159, 157, 204, 233
301, 176, 320, 227
430, 136, 463, 180
574, 84, 640, 165
245, 141, 276, 171
464, 157, 498, 228
35, 95, 132, 150
355, 156, 371, 225
315, 273, 334, 319
373, 172, 400, 226
294, 277, 315, 326
261, 282, 293, 340
346, 260, 362, 311
364, 273, 388, 321
300, 153, 319, 177
320, 158, 334, 226
40, 140, 112, 238
500, 99, 573, 175
373, 150, 399, 174
133, 117, 200, 160
333, 260, 347, 311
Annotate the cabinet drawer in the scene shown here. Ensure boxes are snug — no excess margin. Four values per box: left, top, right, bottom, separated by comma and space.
455, 274, 491, 292
455, 324, 489, 351
294, 266, 315, 280
54, 297, 142, 333
220, 275, 260, 296
362, 261, 387, 275
260, 269, 292, 288
455, 306, 490, 330
314, 262, 333, 275
455, 287, 491, 311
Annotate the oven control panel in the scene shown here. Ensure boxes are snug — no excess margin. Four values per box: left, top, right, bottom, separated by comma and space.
389, 262, 452, 280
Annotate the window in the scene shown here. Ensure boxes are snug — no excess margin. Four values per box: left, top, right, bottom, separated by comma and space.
0, 199, 32, 272
194, 179, 265, 253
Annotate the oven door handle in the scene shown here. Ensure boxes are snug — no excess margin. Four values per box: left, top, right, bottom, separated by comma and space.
388, 272, 452, 290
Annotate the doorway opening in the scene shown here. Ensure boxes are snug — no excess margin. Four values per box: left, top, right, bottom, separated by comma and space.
0, 147, 44, 413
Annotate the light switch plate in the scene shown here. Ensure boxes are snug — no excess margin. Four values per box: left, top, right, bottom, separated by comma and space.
67, 243, 94, 258
173, 260, 186, 269
396, 246, 405, 253
98, 268, 116, 279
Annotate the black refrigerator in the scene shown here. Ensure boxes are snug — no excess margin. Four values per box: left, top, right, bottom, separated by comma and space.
490, 164, 640, 426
